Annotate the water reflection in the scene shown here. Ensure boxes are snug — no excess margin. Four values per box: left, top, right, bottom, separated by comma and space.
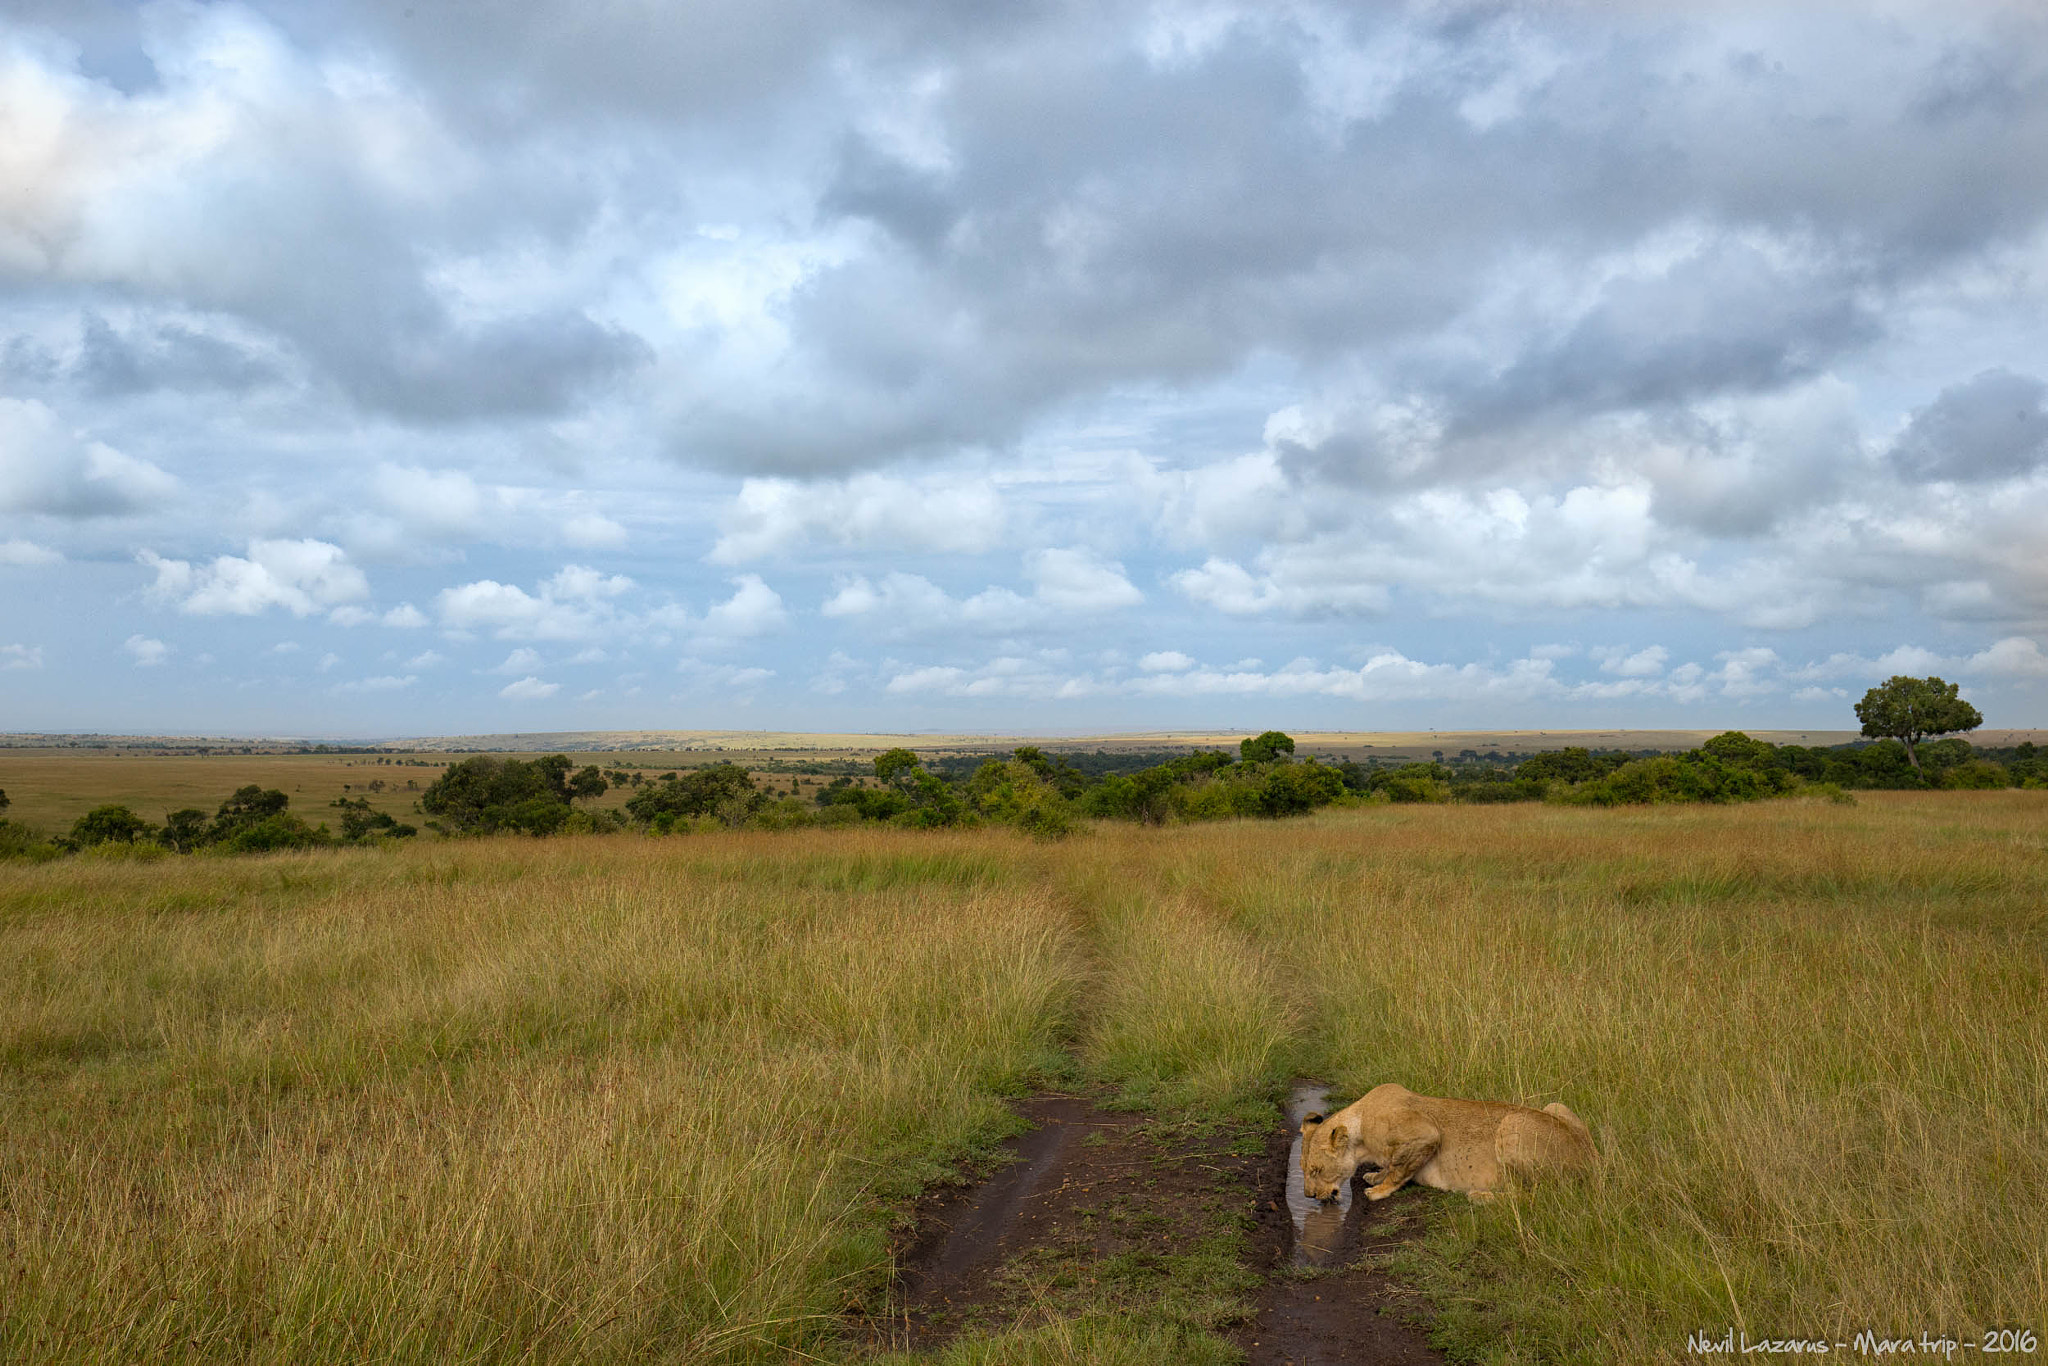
1285, 1082, 1352, 1265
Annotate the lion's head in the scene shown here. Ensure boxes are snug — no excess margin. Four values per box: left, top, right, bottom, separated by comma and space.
1298, 1112, 1361, 1202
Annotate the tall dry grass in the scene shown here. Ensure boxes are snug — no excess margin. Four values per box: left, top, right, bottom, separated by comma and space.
1, 834, 1077, 1364
1073, 794, 2048, 1360
4, 794, 2044, 1363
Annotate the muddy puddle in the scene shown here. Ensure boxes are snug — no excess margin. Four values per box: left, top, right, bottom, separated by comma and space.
860, 1094, 1261, 1354
861, 1086, 1443, 1364
1284, 1082, 1354, 1266
1238, 1083, 1443, 1366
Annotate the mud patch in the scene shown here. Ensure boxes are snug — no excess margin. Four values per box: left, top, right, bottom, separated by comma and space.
1236, 1083, 1444, 1366
855, 1088, 1447, 1363
856, 1093, 1263, 1354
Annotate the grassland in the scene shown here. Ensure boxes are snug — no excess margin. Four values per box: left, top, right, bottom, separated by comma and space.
3, 793, 2043, 1362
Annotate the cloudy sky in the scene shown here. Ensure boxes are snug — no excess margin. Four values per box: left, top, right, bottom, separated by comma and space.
4, 0, 2047, 738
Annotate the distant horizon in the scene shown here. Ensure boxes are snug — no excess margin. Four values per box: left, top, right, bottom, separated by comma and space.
10, 724, 2045, 753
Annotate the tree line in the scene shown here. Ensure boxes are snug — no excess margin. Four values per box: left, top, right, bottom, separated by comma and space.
0, 675, 2029, 859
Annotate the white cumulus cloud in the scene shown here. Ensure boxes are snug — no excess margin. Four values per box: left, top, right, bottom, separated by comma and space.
334, 674, 416, 693
141, 539, 369, 616
710, 472, 1006, 563
699, 574, 788, 638
0, 538, 62, 565
562, 512, 627, 547
124, 634, 168, 667
823, 549, 1139, 638
0, 398, 178, 517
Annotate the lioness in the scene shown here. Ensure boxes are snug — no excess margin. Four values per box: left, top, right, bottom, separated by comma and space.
1300, 1083, 1594, 1204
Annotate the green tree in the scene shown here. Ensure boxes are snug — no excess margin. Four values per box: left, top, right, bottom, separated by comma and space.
1240, 731, 1296, 764
69, 805, 155, 847
1854, 675, 1983, 780
567, 766, 608, 802
966, 759, 1075, 839
211, 786, 291, 842
421, 756, 581, 835
869, 749, 963, 827
329, 796, 418, 842
159, 808, 209, 853
624, 763, 760, 829
1700, 731, 1773, 766
213, 811, 332, 853
874, 748, 923, 788
1011, 745, 1086, 798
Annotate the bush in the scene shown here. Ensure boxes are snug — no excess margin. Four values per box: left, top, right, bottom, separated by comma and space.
423, 756, 583, 835
626, 763, 762, 827
1562, 755, 1778, 806
1079, 774, 1168, 823
210, 786, 292, 843
1378, 764, 1452, 804
749, 797, 819, 831
159, 809, 210, 853
68, 805, 156, 847
1240, 730, 1296, 764
1516, 747, 1627, 784
966, 760, 1077, 839
1456, 777, 1546, 803
330, 797, 418, 843
1941, 759, 2010, 790
0, 820, 61, 862
1254, 759, 1347, 813
1168, 779, 1250, 823
213, 812, 332, 854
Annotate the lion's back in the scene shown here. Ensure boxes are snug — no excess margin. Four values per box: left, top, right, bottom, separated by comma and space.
1496, 1102, 1596, 1175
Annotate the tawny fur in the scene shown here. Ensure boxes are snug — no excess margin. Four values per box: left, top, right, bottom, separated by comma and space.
1299, 1083, 1594, 1204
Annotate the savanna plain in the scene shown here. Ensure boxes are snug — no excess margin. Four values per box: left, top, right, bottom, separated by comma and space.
3, 792, 2043, 1363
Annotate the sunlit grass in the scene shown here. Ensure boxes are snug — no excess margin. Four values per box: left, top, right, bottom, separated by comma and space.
4, 795, 2044, 1362
0, 834, 1079, 1364
1104, 795, 2048, 1360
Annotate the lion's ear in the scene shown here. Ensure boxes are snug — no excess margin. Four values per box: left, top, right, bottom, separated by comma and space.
1300, 1112, 1324, 1131
1327, 1124, 1348, 1147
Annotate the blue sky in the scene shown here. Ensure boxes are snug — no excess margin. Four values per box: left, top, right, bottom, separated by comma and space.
3, 1, 2047, 738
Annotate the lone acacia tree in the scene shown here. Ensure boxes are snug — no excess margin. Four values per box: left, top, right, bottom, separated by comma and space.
1853, 675, 1982, 779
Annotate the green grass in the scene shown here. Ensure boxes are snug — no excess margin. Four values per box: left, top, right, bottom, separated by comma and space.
4, 795, 2046, 1362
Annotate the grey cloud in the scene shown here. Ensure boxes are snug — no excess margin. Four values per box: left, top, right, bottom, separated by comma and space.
820, 138, 959, 257
0, 334, 61, 385
11, 0, 2048, 497
688, 6, 2048, 472
19, 3, 2048, 469
288, 0, 1067, 129
352, 311, 652, 422
75, 314, 281, 397
1890, 369, 2048, 483
3, 7, 650, 425
1447, 243, 1882, 439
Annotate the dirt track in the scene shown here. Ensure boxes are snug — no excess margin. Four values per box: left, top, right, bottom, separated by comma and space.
858, 1091, 1446, 1364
